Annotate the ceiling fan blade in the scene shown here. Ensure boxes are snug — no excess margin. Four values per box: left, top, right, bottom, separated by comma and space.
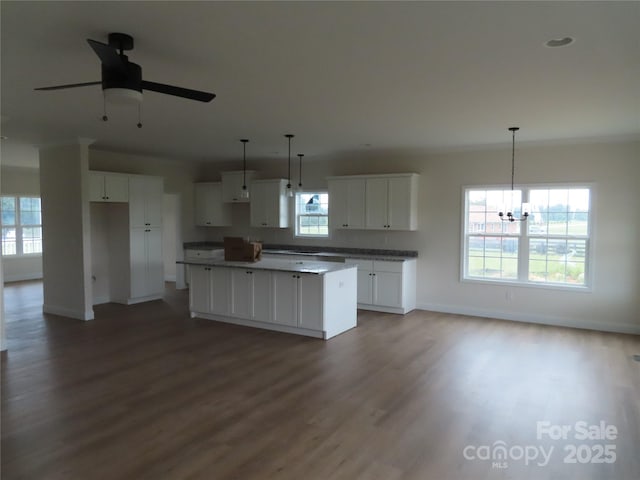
86, 39, 126, 73
141, 80, 215, 102
34, 81, 102, 91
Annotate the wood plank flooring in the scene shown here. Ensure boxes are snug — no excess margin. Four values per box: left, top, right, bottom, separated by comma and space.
2, 281, 639, 479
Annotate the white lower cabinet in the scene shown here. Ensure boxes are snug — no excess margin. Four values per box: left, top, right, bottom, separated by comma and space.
188, 265, 357, 339
272, 271, 323, 329
189, 265, 213, 313
189, 266, 231, 315
345, 258, 417, 314
210, 267, 231, 315
231, 268, 271, 322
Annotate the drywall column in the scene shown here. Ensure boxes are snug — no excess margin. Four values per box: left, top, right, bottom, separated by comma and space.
39, 141, 94, 320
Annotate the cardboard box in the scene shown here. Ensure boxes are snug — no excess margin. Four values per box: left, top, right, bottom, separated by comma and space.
224, 237, 262, 262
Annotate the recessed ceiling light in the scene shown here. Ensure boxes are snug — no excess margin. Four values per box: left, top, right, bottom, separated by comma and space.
545, 37, 574, 48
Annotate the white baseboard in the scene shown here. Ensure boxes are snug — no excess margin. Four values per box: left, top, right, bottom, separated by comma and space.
4, 272, 43, 283
417, 302, 640, 335
43, 304, 94, 321
164, 275, 176, 282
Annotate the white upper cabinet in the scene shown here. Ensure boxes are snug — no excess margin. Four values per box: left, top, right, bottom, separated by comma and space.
194, 182, 232, 227
89, 171, 129, 203
221, 171, 256, 203
328, 173, 419, 231
327, 178, 366, 229
129, 175, 163, 227
365, 174, 419, 230
250, 179, 289, 228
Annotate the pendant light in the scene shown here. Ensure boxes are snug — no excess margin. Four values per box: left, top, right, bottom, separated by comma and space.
240, 138, 249, 199
297, 153, 304, 190
285, 134, 294, 197
498, 127, 530, 222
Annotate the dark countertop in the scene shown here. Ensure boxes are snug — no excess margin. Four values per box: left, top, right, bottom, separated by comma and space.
183, 242, 418, 262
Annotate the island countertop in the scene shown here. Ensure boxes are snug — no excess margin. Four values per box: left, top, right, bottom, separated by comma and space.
178, 257, 356, 275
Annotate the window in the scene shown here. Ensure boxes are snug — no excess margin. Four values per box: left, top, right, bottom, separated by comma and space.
1, 196, 42, 256
294, 192, 329, 237
463, 186, 591, 288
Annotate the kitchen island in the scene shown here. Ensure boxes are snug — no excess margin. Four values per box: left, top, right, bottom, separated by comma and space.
179, 256, 357, 339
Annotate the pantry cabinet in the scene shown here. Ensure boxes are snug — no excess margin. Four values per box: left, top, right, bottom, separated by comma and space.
130, 226, 164, 299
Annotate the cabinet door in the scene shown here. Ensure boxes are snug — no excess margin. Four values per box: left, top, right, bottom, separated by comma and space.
365, 178, 389, 229
346, 179, 366, 229
89, 173, 105, 202
387, 176, 412, 230
374, 271, 403, 308
250, 181, 288, 228
328, 179, 365, 229
210, 267, 231, 315
129, 228, 148, 298
194, 183, 211, 226
272, 271, 298, 326
328, 180, 348, 229
222, 172, 252, 203
357, 269, 373, 304
298, 274, 323, 331
145, 227, 164, 296
129, 176, 163, 227
195, 183, 231, 227
144, 177, 164, 227
252, 270, 272, 323
249, 182, 268, 227
104, 174, 129, 202
189, 266, 211, 313
231, 269, 253, 318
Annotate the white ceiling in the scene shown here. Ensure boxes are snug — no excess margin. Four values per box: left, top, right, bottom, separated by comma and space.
1, 1, 639, 166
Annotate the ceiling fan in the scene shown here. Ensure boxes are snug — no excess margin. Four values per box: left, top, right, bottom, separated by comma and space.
35, 32, 216, 109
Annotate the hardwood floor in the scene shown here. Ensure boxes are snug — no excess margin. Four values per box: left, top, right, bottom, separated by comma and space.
2, 280, 639, 480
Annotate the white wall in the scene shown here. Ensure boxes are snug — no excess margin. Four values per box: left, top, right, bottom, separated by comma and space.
198, 140, 640, 334
40, 142, 94, 320
1, 166, 43, 281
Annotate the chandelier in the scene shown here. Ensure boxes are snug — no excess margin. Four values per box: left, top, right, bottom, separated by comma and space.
498, 127, 530, 222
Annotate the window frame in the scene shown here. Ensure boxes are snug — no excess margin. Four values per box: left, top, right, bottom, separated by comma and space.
293, 190, 330, 239
460, 183, 594, 291
1, 194, 43, 257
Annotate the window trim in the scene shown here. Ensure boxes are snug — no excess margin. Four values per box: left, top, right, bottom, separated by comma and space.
293, 190, 330, 239
460, 183, 595, 291
1, 194, 43, 258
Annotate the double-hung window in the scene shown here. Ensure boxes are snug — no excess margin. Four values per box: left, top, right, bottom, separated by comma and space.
463, 186, 591, 288
1, 196, 43, 256
294, 192, 329, 238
